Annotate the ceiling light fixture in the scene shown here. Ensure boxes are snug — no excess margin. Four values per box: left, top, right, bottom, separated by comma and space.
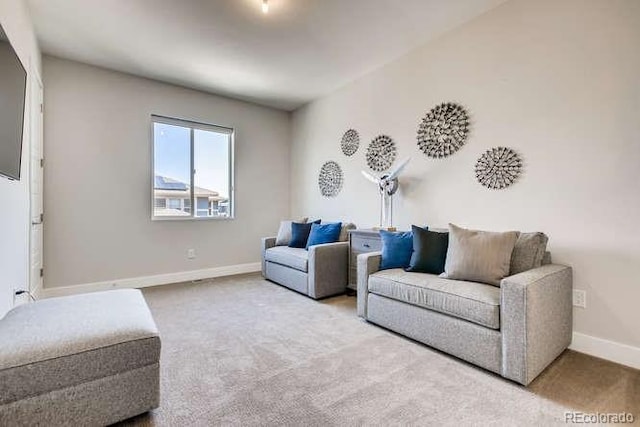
262, 0, 269, 14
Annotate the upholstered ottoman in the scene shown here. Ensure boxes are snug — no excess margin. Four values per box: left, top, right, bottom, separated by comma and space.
0, 289, 160, 426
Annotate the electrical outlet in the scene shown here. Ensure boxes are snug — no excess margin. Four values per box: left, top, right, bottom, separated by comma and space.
13, 288, 28, 306
573, 290, 587, 308
187, 249, 196, 259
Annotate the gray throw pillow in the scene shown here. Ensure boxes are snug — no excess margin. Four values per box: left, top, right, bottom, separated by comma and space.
339, 222, 356, 241
443, 223, 519, 286
509, 232, 549, 275
275, 218, 308, 246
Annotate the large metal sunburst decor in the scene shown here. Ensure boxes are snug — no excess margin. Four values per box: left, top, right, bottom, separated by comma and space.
318, 161, 344, 197
341, 129, 360, 156
417, 102, 470, 158
475, 147, 523, 190
366, 135, 397, 172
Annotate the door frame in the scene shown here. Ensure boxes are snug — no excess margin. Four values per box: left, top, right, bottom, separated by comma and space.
29, 65, 44, 296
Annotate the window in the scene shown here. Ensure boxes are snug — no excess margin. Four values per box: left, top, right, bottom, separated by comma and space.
152, 115, 234, 220
154, 198, 166, 209
167, 198, 182, 210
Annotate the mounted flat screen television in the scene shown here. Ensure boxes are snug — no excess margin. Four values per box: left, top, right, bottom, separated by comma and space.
0, 23, 27, 181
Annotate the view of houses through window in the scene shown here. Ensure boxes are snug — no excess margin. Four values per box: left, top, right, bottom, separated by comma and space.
152, 116, 233, 219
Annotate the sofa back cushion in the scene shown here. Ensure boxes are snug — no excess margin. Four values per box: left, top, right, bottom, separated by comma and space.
443, 223, 518, 286
306, 222, 342, 249
275, 218, 308, 246
379, 230, 414, 270
405, 226, 449, 274
510, 232, 549, 275
339, 222, 356, 242
289, 220, 321, 248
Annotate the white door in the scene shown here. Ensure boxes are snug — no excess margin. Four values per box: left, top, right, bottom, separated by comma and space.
29, 75, 44, 294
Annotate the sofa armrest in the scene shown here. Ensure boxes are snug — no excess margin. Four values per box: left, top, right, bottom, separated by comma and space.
357, 251, 382, 318
308, 242, 349, 299
500, 264, 573, 385
261, 237, 277, 277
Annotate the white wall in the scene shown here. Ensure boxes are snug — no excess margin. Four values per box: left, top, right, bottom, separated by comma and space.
43, 57, 290, 288
291, 0, 640, 349
0, 0, 41, 316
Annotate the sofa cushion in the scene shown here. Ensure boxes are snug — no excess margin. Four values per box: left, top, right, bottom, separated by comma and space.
289, 220, 321, 248
306, 222, 342, 249
443, 223, 518, 286
0, 289, 160, 405
265, 246, 309, 272
380, 230, 414, 270
405, 226, 448, 274
368, 269, 501, 329
275, 217, 308, 246
510, 232, 549, 275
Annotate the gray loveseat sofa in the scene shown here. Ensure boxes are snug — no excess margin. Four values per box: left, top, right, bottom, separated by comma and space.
357, 250, 572, 385
261, 224, 355, 299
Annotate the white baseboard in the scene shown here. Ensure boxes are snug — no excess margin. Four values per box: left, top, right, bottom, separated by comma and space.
570, 332, 640, 370
40, 262, 261, 299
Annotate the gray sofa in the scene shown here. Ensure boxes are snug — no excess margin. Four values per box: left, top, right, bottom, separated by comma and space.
262, 231, 353, 299
0, 289, 160, 426
357, 251, 572, 385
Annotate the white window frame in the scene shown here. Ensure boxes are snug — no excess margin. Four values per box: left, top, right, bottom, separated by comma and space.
151, 115, 235, 221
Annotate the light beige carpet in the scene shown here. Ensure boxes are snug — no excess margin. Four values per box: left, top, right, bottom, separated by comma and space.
121, 273, 579, 426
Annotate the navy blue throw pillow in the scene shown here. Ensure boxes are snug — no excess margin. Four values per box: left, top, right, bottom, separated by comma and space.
405, 225, 449, 274
306, 222, 342, 249
380, 230, 415, 270
289, 220, 321, 248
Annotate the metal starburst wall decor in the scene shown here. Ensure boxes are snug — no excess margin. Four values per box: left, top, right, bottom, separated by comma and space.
475, 147, 523, 189
366, 135, 397, 172
417, 102, 470, 158
318, 161, 344, 197
341, 129, 360, 156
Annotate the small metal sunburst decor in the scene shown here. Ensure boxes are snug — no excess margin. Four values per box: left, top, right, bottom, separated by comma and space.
341, 129, 360, 156
318, 161, 344, 197
417, 102, 470, 158
366, 135, 397, 172
475, 147, 523, 190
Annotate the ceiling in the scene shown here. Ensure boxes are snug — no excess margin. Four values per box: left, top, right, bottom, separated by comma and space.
27, 0, 506, 111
